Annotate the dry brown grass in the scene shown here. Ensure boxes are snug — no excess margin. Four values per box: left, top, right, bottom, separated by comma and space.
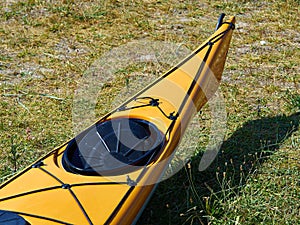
0, 0, 299, 224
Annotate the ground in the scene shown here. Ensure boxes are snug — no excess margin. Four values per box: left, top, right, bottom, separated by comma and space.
0, 0, 299, 224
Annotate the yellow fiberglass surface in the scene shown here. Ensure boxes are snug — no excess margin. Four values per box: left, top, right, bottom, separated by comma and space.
0, 15, 235, 225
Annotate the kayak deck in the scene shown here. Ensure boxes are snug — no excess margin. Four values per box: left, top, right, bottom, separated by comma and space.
0, 16, 235, 225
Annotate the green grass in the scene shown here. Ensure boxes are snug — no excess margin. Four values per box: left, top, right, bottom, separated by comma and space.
0, 0, 299, 224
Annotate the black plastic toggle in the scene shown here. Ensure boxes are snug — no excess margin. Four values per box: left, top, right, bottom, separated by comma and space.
168, 112, 178, 121
62, 184, 71, 189
117, 105, 127, 111
150, 99, 159, 106
208, 41, 214, 46
32, 161, 44, 168
127, 176, 137, 186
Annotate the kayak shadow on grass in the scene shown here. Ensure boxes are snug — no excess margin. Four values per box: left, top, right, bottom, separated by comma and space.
137, 112, 300, 225
201, 112, 300, 190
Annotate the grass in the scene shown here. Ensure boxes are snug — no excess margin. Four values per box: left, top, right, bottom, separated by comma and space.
0, 0, 299, 224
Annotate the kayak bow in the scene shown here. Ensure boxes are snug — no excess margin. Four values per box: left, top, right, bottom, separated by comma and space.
0, 15, 235, 225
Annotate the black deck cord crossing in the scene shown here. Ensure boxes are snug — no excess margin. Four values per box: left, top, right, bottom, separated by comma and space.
33, 165, 128, 225
0, 161, 94, 225
119, 96, 178, 121
38, 166, 94, 225
0, 168, 129, 224
0, 181, 127, 203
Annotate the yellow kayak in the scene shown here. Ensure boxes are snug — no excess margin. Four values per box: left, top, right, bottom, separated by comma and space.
0, 15, 235, 225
